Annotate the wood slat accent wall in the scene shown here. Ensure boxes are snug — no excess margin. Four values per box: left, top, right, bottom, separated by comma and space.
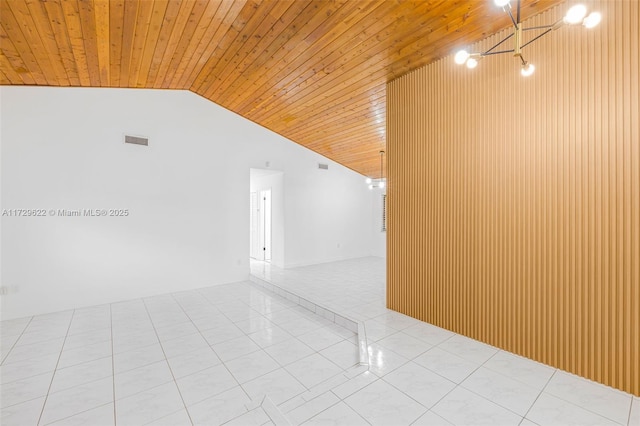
387, 0, 639, 396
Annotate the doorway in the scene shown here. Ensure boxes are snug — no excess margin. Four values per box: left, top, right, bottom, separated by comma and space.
249, 168, 283, 266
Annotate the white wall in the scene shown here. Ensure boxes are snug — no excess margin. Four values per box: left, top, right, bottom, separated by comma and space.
0, 86, 376, 320
250, 169, 285, 268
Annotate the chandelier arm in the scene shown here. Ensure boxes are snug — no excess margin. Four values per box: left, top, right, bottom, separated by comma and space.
506, 7, 519, 28
484, 32, 515, 55
523, 25, 554, 31
520, 27, 553, 49
481, 49, 515, 56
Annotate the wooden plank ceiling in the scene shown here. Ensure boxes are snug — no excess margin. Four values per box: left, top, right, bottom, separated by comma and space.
0, 0, 562, 177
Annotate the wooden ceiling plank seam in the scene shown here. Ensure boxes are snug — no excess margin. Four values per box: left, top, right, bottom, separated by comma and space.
283, 97, 387, 133
214, 0, 329, 101
14, 0, 70, 86
323, 145, 385, 157
248, 0, 488, 120
89, 0, 109, 86
167, 0, 223, 89
176, 0, 241, 89
248, 69, 385, 127
223, 0, 379, 112
200, 0, 299, 99
293, 122, 385, 145
0, 64, 12, 84
209, 0, 336, 107
306, 145, 386, 171
245, 1, 451, 121
245, 56, 385, 125
223, 1, 379, 106
108, 0, 125, 87
134, 0, 169, 88
386, 0, 562, 80
385, 4, 518, 80
75, 0, 102, 87
144, 0, 183, 88
40, 0, 82, 86
126, 0, 153, 87
304, 132, 385, 149
59, 0, 91, 86
152, 0, 200, 89
161, 0, 212, 89
268, 87, 385, 131
0, 25, 36, 85
300, 128, 385, 148
228, 0, 405, 115
325, 151, 387, 169
118, 0, 139, 88
0, 51, 26, 84
189, 0, 262, 93
225, 0, 403, 111
200, 0, 299, 100
274, 98, 386, 137
0, 0, 53, 85
284, 106, 387, 140
192, 0, 265, 95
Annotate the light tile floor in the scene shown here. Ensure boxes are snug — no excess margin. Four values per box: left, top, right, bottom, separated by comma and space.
0, 257, 636, 425
251, 257, 639, 426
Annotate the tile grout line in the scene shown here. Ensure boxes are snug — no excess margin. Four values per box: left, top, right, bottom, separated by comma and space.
175, 287, 319, 417
174, 289, 255, 405
189, 288, 316, 402
184, 290, 298, 422
188, 286, 354, 422
35, 310, 75, 426
249, 276, 366, 363
0, 316, 34, 365
533, 369, 632, 425
141, 298, 195, 426
249, 275, 360, 332
445, 345, 541, 422
520, 368, 557, 423
294, 391, 346, 425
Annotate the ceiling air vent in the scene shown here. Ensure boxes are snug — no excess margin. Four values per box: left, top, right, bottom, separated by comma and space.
124, 135, 149, 146
318, 163, 329, 170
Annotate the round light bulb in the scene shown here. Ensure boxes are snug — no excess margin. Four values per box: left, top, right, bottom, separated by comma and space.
379, 181, 385, 189
368, 184, 373, 190
564, 4, 587, 24
365, 177, 372, 184
454, 49, 470, 65
466, 57, 478, 69
494, 0, 511, 7
583, 11, 601, 28
521, 63, 535, 77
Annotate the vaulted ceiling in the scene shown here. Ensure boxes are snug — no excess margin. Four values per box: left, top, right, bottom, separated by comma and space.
0, 0, 562, 177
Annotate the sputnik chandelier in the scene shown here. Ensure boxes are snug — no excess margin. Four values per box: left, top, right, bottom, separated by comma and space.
454, 0, 601, 77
